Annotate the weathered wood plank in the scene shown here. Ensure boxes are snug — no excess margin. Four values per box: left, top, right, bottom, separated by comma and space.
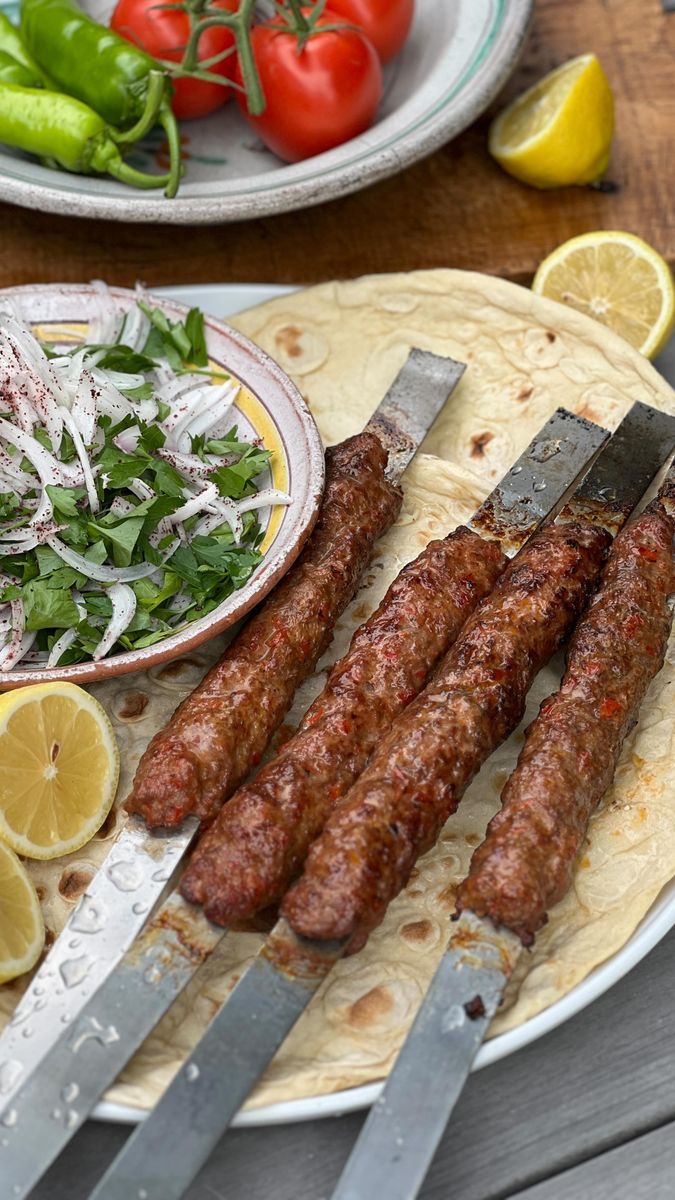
512, 1125, 675, 1200
31, 926, 675, 1200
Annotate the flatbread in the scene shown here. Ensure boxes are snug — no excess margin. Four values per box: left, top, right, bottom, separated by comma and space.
1, 269, 673, 1114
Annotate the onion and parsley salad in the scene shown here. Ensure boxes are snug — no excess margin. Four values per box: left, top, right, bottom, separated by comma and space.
0, 288, 290, 670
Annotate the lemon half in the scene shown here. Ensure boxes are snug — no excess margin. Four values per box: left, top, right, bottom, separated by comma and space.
0, 682, 119, 860
533, 231, 675, 359
0, 841, 45, 983
489, 54, 615, 188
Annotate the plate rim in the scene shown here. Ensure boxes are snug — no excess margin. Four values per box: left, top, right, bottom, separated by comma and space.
93, 280, 675, 1129
0, 0, 533, 224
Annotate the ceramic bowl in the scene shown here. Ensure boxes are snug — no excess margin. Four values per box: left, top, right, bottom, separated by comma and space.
0, 283, 325, 688
0, 0, 532, 223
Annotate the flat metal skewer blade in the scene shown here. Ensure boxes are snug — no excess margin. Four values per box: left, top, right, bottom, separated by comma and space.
0, 353, 466, 1133
559, 400, 675, 534
330, 915, 521, 1200
468, 407, 608, 554
0, 894, 222, 1200
0, 818, 197, 1118
365, 349, 466, 479
88, 922, 343, 1200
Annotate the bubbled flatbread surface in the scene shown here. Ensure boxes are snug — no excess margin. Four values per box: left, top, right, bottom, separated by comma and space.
1, 270, 674, 1113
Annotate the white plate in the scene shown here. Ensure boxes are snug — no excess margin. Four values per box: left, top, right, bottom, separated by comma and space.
92, 282, 675, 1128
0, 0, 532, 224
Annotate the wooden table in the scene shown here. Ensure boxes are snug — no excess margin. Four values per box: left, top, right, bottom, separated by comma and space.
0, 0, 673, 289
12, 1, 675, 1197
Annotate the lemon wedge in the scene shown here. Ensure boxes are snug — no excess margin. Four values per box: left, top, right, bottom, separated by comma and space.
489, 53, 615, 188
0, 682, 119, 860
0, 841, 45, 983
532, 231, 675, 358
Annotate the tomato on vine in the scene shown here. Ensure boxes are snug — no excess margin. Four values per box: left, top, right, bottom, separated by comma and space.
110, 0, 239, 120
325, 0, 414, 64
236, 5, 382, 162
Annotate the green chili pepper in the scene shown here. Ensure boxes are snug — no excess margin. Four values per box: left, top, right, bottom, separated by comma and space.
0, 51, 43, 89
0, 13, 46, 81
21, 0, 181, 198
0, 80, 173, 190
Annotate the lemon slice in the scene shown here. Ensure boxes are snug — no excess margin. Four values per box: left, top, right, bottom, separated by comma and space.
489, 54, 615, 188
0, 841, 45, 983
0, 682, 120, 860
533, 231, 675, 358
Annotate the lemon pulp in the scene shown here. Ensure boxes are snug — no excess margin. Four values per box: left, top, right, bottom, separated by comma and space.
533, 231, 675, 359
489, 54, 615, 189
0, 682, 119, 860
0, 841, 44, 983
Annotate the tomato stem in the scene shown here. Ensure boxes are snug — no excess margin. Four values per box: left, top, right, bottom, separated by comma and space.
181, 0, 265, 115
282, 0, 310, 33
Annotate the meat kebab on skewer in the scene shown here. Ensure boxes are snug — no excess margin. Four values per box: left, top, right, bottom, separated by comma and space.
0, 349, 465, 1124
1, 408, 609, 1197
328, 463, 675, 1200
80, 404, 675, 1200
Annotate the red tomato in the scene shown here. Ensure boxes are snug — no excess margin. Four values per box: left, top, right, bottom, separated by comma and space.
326, 0, 414, 63
110, 0, 238, 120
237, 14, 382, 163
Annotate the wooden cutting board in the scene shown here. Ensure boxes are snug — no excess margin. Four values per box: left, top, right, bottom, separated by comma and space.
0, 0, 672, 287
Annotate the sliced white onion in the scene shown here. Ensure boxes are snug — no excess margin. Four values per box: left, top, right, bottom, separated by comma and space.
90, 368, 135, 422
155, 448, 237, 480
236, 488, 292, 514
0, 631, 35, 671
0, 521, 63, 544
0, 445, 34, 492
0, 536, 39, 556
167, 482, 219, 526
62, 411, 99, 514
0, 600, 32, 671
128, 477, 154, 502
0, 420, 83, 491
156, 448, 211, 480
193, 509, 241, 540
0, 313, 67, 404
87, 280, 122, 345
109, 497, 134, 518
47, 627, 80, 668
47, 535, 180, 583
70, 369, 98, 444
93, 582, 137, 661
113, 426, 141, 455
0, 386, 36, 434
164, 382, 237, 452
119, 291, 151, 352
156, 372, 204, 409
203, 495, 243, 542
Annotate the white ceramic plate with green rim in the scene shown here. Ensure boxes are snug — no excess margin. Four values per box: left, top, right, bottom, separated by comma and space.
0, 0, 532, 224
